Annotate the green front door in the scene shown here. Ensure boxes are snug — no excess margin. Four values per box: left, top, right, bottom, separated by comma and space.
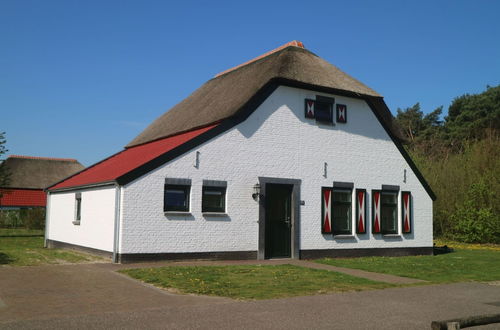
265, 184, 292, 258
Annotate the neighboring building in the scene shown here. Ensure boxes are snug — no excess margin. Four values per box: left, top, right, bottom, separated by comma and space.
46, 41, 436, 263
0, 155, 84, 209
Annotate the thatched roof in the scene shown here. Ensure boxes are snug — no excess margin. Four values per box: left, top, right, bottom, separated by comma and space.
126, 42, 389, 148
1, 155, 84, 189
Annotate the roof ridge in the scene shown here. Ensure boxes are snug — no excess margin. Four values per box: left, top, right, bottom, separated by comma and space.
8, 155, 78, 162
214, 40, 305, 78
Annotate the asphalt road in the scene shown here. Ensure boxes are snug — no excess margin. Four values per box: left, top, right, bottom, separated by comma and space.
1, 263, 499, 329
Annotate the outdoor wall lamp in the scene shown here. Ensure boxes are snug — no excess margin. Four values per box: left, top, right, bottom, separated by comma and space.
252, 183, 261, 201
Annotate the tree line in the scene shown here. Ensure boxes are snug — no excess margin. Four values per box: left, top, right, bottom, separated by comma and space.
395, 85, 500, 243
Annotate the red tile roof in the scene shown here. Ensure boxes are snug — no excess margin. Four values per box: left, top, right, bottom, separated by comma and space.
49, 124, 218, 191
0, 188, 46, 207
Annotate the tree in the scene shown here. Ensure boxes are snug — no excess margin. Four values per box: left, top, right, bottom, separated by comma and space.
395, 103, 423, 142
395, 103, 444, 151
445, 85, 500, 143
0, 132, 10, 197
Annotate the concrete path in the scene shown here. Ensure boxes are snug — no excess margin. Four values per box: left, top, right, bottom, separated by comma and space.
1, 261, 500, 329
290, 260, 426, 284
0, 263, 228, 324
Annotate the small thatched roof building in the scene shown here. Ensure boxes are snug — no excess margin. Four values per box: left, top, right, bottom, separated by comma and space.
0, 155, 84, 207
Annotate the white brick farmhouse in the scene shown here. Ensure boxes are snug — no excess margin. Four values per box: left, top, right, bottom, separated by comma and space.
46, 41, 435, 262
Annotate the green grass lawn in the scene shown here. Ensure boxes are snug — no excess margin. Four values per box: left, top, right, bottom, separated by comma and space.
120, 264, 394, 300
0, 228, 104, 266
0, 228, 45, 236
316, 247, 500, 283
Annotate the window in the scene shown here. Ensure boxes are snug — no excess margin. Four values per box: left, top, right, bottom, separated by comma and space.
380, 191, 398, 234
74, 192, 82, 224
332, 189, 352, 235
202, 180, 227, 213
315, 96, 334, 124
164, 178, 191, 212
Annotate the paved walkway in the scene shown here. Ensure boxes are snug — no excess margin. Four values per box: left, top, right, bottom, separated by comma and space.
1, 262, 500, 329
290, 260, 426, 284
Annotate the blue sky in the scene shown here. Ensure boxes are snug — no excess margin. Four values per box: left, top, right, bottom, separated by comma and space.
1, 0, 499, 166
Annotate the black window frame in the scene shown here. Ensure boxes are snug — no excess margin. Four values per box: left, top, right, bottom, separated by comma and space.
202, 185, 226, 213
380, 191, 398, 234
314, 95, 335, 124
331, 188, 352, 235
164, 184, 191, 212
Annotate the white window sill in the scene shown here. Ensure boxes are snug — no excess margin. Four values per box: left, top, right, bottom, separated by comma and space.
72, 220, 81, 226
383, 234, 401, 238
164, 211, 192, 216
333, 234, 355, 239
203, 212, 228, 217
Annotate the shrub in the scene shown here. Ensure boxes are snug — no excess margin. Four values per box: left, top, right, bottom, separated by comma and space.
410, 133, 500, 242
451, 181, 500, 243
0, 208, 45, 229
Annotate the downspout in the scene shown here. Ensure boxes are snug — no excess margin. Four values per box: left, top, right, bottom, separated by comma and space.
44, 191, 51, 248
112, 184, 121, 263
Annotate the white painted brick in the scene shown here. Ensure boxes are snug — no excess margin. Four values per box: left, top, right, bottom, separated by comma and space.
119, 86, 433, 254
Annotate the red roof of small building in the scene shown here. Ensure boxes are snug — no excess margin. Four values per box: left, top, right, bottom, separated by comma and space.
0, 188, 46, 207
49, 124, 218, 191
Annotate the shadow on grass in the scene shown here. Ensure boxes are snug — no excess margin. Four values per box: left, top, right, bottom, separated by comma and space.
0, 252, 14, 265
433, 244, 454, 255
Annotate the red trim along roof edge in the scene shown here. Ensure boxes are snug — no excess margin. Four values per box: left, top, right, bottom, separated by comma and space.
49, 123, 219, 191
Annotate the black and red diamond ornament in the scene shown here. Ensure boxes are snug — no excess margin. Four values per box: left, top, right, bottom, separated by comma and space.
336, 104, 347, 123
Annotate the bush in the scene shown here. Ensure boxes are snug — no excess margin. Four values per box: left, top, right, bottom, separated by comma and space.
451, 181, 500, 243
0, 208, 45, 229
21, 208, 45, 230
410, 133, 500, 243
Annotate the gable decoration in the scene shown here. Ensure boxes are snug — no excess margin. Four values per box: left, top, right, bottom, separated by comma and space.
305, 99, 315, 118
336, 104, 347, 123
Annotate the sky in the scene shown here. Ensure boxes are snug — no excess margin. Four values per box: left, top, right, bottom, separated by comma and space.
1, 0, 499, 166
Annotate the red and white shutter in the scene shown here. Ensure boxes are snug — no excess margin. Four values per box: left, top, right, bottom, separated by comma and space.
321, 187, 332, 234
336, 104, 347, 123
356, 189, 366, 234
402, 191, 412, 233
372, 190, 381, 234
305, 99, 315, 119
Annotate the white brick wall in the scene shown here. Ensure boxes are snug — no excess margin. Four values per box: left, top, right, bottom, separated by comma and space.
119, 86, 433, 254
47, 186, 116, 252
